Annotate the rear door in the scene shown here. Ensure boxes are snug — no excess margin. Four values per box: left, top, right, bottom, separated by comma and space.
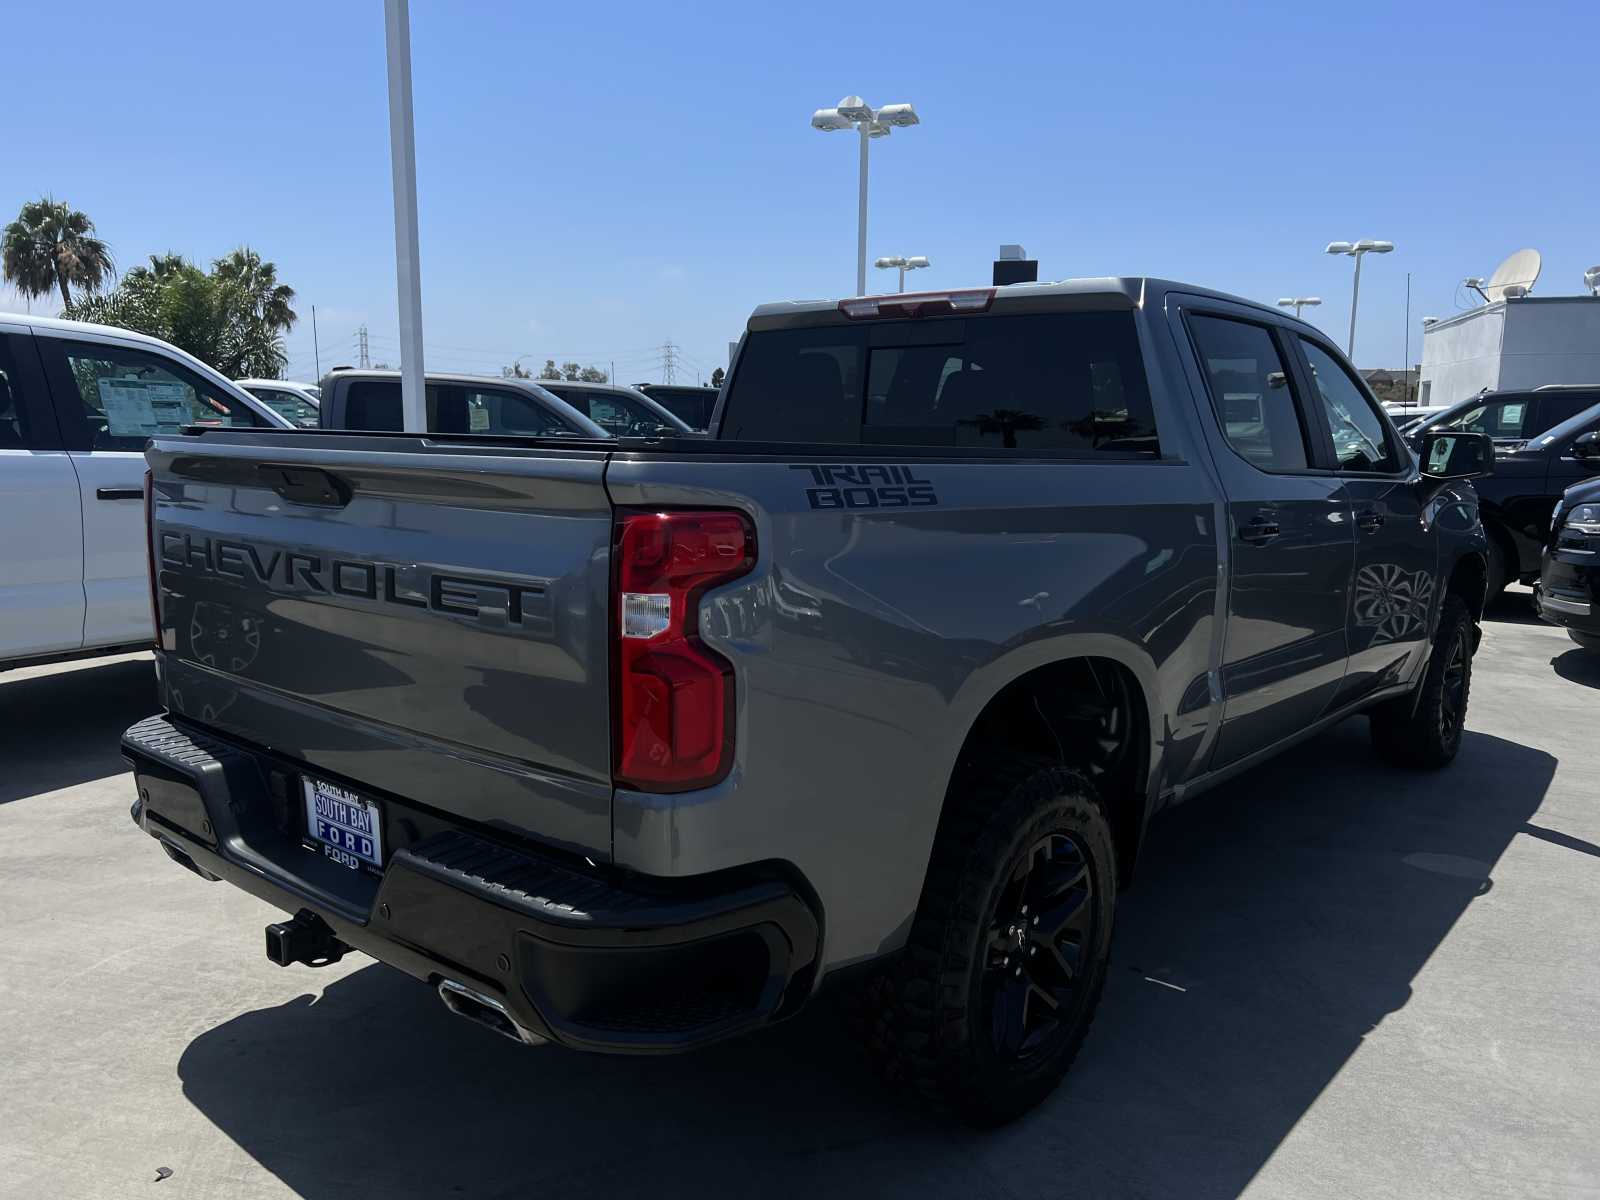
0, 327, 84, 659
1292, 335, 1436, 704
1177, 305, 1354, 767
38, 334, 270, 648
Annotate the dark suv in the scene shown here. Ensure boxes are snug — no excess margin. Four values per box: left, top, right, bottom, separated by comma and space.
1412, 388, 1600, 595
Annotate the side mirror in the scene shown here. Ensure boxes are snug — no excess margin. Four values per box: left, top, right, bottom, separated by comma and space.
1570, 430, 1600, 460
1419, 429, 1494, 481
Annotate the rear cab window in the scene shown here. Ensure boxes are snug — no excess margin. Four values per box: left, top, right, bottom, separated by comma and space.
720, 310, 1158, 453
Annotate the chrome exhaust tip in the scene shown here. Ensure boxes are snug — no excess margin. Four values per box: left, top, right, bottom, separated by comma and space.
436, 979, 546, 1046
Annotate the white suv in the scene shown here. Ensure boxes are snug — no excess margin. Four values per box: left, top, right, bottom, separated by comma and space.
0, 313, 291, 670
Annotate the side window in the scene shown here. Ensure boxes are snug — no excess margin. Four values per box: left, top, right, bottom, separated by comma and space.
1442, 399, 1528, 439
1299, 339, 1399, 472
1533, 394, 1596, 433
0, 336, 40, 449
460, 387, 568, 435
1188, 315, 1308, 471
55, 342, 265, 450
343, 380, 403, 430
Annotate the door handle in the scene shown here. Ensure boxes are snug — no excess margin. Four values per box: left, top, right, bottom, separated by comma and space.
95, 486, 144, 501
1356, 509, 1385, 532
1238, 516, 1281, 544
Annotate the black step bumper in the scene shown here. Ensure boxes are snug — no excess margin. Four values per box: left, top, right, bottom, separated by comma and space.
123, 715, 820, 1053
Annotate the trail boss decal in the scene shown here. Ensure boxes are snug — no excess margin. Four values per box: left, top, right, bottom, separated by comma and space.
790, 464, 939, 510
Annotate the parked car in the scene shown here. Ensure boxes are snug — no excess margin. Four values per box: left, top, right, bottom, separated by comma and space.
125, 277, 1492, 1125
1403, 384, 1600, 453
237, 378, 321, 427
636, 383, 719, 430
1453, 399, 1600, 596
0, 312, 291, 671
1386, 404, 1451, 435
315, 369, 607, 437
1535, 475, 1600, 650
536, 379, 694, 437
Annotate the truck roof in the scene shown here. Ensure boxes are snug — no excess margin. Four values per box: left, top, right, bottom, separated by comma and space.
746, 277, 1300, 331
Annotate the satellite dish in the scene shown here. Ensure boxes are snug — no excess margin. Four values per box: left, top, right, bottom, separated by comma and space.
1482, 249, 1541, 302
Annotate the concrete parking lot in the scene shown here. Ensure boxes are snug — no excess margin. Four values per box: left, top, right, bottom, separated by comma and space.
3, 593, 1598, 1200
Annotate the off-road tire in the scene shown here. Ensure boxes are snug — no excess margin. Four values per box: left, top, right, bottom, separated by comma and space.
1570, 630, 1600, 653
857, 756, 1117, 1126
1484, 533, 1509, 603
1369, 595, 1474, 768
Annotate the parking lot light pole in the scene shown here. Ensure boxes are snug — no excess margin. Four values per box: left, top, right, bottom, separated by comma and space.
1325, 240, 1394, 359
875, 255, 930, 293
812, 97, 920, 296
384, 0, 426, 432
1277, 296, 1322, 319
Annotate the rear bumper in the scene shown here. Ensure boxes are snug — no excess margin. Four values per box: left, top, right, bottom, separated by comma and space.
122, 715, 820, 1053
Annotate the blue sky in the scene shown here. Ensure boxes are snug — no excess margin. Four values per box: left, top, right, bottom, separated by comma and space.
5, 0, 1598, 376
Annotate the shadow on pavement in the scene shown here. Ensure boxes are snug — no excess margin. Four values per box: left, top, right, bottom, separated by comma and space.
1482, 590, 1543, 626
1550, 646, 1600, 689
177, 719, 1552, 1199
0, 656, 156, 805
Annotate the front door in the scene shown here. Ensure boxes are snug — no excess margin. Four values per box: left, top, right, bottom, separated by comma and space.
38, 335, 269, 648
1179, 309, 1354, 767
0, 329, 84, 660
1293, 336, 1437, 702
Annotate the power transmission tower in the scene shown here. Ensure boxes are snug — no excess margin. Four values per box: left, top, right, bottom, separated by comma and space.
659, 340, 678, 384
357, 325, 370, 368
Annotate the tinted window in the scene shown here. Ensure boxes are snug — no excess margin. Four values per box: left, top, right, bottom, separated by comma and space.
1188, 316, 1307, 471
721, 312, 1156, 452
1535, 393, 1600, 432
0, 336, 37, 449
547, 388, 667, 437
343, 380, 404, 430
58, 342, 265, 450
1299, 339, 1399, 473
643, 386, 717, 428
340, 380, 576, 435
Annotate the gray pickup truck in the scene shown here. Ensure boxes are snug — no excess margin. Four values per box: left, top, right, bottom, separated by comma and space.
123, 278, 1494, 1124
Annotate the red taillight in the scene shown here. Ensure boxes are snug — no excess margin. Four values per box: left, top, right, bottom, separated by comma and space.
838, 288, 995, 320
614, 510, 755, 792
144, 469, 161, 647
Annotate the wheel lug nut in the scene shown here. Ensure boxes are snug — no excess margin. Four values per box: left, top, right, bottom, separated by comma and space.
1014, 967, 1022, 977
1032, 916, 1039, 926
1021, 906, 1028, 915
1030, 946, 1037, 956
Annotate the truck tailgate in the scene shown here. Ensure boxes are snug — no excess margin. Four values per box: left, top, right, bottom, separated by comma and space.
147, 434, 616, 860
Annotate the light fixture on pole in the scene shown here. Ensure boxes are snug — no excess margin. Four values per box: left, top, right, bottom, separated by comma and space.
874, 254, 930, 293
812, 95, 920, 296
1325, 239, 1394, 359
1277, 296, 1322, 319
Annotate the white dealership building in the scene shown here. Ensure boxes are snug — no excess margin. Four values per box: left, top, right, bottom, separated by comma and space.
1418, 294, 1600, 408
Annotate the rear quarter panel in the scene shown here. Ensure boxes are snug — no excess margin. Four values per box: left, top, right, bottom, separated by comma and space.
606, 444, 1221, 969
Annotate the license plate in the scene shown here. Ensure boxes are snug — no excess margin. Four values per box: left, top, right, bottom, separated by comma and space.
303, 777, 383, 870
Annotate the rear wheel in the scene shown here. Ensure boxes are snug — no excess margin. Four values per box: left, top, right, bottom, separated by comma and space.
1370, 595, 1473, 768
858, 756, 1116, 1125
1570, 630, 1600, 653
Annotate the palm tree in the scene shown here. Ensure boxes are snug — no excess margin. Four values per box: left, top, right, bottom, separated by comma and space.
213, 247, 296, 334
1, 197, 115, 309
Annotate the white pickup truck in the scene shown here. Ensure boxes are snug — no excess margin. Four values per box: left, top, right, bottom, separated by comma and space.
0, 313, 290, 670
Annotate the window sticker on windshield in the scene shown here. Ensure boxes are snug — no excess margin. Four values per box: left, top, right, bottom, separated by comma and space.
98, 377, 191, 436
469, 405, 490, 431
